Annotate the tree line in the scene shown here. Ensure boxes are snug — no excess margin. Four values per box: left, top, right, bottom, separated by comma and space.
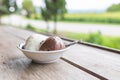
107, 3, 120, 12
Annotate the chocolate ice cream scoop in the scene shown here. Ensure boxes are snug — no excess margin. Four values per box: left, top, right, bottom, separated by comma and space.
39, 36, 65, 51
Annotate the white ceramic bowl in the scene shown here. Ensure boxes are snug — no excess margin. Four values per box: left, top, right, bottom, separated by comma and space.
17, 42, 70, 63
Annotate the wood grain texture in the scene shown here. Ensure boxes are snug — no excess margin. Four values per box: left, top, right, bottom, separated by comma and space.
0, 27, 98, 80
62, 44, 120, 80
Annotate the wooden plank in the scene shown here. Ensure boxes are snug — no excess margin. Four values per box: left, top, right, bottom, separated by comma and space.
0, 27, 98, 80
5, 27, 120, 80
62, 44, 120, 80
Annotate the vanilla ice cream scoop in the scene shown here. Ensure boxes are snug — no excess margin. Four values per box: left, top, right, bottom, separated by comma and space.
24, 34, 46, 51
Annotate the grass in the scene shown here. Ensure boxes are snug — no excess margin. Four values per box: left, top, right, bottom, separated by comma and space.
59, 31, 120, 50
30, 12, 120, 24
4, 12, 120, 26
62, 12, 120, 24
30, 13, 42, 20
25, 24, 47, 33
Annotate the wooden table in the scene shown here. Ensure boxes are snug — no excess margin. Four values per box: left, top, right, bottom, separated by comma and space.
0, 26, 120, 80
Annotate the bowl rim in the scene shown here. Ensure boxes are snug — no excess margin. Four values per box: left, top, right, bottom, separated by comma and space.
17, 42, 70, 54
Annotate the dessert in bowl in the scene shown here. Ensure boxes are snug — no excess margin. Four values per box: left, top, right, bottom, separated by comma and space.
17, 34, 71, 63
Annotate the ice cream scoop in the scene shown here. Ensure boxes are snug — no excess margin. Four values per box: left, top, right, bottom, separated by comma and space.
39, 36, 65, 51
24, 34, 46, 51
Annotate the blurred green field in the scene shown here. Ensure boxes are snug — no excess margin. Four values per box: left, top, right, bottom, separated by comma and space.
63, 12, 120, 24
31, 12, 120, 24
59, 31, 120, 50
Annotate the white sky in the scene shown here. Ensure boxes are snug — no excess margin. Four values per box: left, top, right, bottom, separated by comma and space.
66, 0, 120, 10
17, 0, 120, 10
